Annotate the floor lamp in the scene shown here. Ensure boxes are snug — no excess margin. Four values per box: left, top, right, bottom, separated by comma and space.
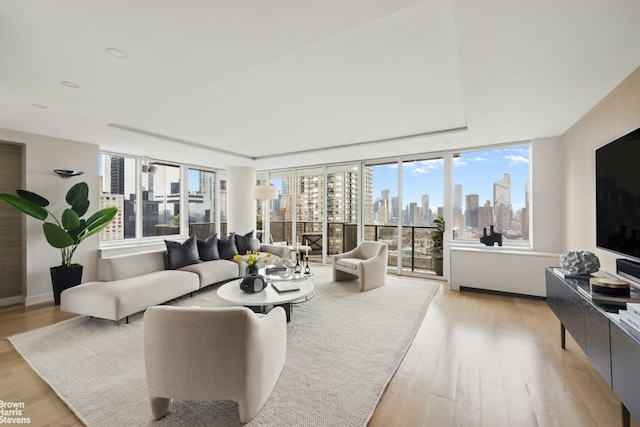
253, 184, 278, 243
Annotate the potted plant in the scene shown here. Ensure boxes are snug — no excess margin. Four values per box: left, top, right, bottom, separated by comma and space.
0, 182, 117, 304
431, 215, 445, 276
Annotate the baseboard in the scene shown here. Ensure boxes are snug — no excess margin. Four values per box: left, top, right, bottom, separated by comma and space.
25, 292, 53, 306
0, 295, 23, 307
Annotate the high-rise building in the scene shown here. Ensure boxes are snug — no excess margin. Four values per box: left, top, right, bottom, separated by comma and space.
391, 196, 399, 223
453, 184, 462, 215
99, 194, 124, 240
478, 200, 493, 230
421, 194, 431, 223
493, 173, 512, 232
465, 194, 479, 228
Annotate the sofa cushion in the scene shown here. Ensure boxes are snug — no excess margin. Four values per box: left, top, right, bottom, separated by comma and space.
98, 251, 167, 281
60, 270, 200, 321
336, 257, 364, 270
197, 234, 220, 261
235, 230, 259, 255
165, 235, 200, 269
218, 233, 239, 260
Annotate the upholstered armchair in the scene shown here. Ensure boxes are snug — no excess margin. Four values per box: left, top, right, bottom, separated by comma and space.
332, 241, 388, 291
143, 305, 287, 423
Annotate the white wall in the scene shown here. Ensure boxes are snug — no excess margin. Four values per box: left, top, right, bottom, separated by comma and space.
0, 128, 100, 305
227, 166, 256, 235
530, 136, 565, 253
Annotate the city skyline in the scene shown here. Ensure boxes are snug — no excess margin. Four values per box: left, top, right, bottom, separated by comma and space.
371, 146, 530, 213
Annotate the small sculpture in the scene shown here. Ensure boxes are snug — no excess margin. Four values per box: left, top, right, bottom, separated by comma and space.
294, 252, 302, 273
272, 257, 295, 268
480, 225, 503, 246
304, 255, 311, 274
559, 251, 600, 274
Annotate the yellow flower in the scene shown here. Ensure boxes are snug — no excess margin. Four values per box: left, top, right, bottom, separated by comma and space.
235, 250, 270, 266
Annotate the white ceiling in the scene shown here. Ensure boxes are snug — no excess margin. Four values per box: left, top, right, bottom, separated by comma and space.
1, 0, 640, 170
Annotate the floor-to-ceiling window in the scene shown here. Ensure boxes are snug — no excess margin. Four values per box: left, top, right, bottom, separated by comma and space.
326, 164, 359, 255
363, 156, 444, 276
295, 168, 324, 260
142, 163, 181, 237
268, 172, 293, 244
364, 162, 399, 269
99, 153, 137, 240
187, 168, 215, 239
401, 157, 444, 273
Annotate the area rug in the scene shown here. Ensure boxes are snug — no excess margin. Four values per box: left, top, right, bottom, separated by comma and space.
9, 267, 439, 426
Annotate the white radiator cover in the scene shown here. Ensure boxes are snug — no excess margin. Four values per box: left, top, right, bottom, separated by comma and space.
449, 247, 560, 297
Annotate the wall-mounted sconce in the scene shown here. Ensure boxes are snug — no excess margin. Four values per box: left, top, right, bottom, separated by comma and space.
54, 169, 84, 178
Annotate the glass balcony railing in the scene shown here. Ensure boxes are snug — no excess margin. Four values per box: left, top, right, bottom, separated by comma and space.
188, 221, 440, 275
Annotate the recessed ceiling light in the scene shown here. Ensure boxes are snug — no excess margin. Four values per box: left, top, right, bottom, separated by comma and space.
61, 80, 79, 89
31, 103, 48, 109
105, 48, 127, 59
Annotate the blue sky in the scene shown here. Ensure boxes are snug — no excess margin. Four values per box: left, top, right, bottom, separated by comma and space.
372, 146, 530, 211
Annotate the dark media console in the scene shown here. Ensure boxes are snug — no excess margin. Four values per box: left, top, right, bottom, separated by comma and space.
545, 268, 640, 427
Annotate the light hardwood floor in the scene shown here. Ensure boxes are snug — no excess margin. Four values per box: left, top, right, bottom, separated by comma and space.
1, 283, 637, 427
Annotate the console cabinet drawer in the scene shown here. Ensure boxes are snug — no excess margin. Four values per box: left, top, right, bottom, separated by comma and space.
611, 325, 640, 422
545, 269, 611, 386
545, 269, 587, 351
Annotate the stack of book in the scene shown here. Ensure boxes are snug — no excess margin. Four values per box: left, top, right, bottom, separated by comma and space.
618, 303, 640, 341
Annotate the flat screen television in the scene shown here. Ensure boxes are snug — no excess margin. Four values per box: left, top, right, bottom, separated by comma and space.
595, 127, 640, 261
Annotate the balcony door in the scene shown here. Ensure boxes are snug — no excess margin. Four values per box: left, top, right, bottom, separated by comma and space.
295, 168, 324, 261
364, 157, 444, 276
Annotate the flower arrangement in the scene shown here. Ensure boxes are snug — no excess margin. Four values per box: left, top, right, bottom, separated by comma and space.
233, 251, 271, 267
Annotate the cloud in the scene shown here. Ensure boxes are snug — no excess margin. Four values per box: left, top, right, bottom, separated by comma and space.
504, 154, 529, 164
411, 167, 429, 176
406, 159, 442, 175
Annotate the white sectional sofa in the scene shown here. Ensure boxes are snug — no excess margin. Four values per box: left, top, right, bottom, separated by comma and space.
60, 242, 291, 323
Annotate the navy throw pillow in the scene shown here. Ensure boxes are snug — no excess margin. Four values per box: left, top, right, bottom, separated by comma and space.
197, 234, 220, 261
165, 235, 200, 269
235, 230, 258, 255
218, 233, 239, 260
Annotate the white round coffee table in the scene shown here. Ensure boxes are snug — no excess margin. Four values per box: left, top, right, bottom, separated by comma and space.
217, 279, 314, 322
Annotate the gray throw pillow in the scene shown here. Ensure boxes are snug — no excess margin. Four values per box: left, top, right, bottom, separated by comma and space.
235, 230, 258, 255
218, 233, 239, 260
197, 234, 220, 261
165, 235, 200, 269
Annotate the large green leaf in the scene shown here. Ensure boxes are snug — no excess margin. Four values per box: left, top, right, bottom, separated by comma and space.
79, 207, 118, 240
61, 208, 81, 233
16, 189, 50, 207
66, 182, 89, 217
0, 193, 48, 220
43, 222, 75, 248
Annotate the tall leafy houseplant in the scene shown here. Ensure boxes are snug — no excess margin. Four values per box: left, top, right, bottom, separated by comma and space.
431, 215, 445, 275
0, 182, 117, 303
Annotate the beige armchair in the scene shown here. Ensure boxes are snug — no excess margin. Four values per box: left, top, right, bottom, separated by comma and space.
332, 241, 388, 291
143, 305, 287, 423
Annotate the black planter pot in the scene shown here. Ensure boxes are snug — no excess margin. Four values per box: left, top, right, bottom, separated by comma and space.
433, 258, 443, 276
50, 265, 83, 305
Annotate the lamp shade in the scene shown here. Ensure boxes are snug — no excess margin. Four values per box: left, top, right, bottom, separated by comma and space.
253, 184, 278, 200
